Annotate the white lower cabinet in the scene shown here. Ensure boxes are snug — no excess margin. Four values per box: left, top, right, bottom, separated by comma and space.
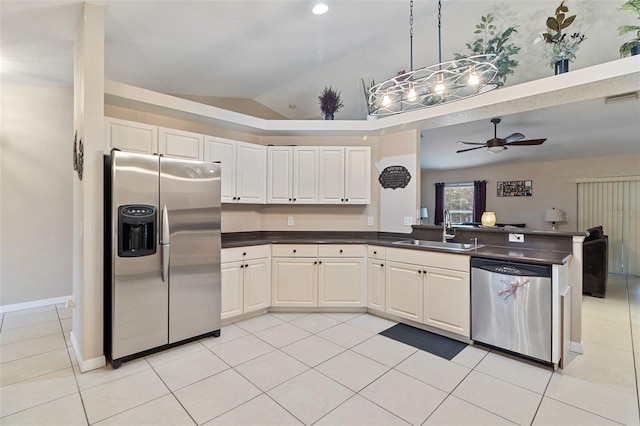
271, 244, 365, 308
367, 246, 386, 312
385, 248, 471, 337
385, 261, 424, 322
423, 267, 470, 337
221, 245, 270, 320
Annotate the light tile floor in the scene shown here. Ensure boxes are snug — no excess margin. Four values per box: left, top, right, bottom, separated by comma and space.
1, 274, 639, 425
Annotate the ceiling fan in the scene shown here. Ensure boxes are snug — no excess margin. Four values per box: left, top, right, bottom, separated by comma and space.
456, 118, 547, 154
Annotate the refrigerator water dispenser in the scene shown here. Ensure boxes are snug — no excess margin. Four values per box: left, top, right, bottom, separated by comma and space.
118, 205, 157, 257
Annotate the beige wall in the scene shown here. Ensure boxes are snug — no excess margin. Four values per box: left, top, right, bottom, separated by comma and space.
378, 130, 420, 233
0, 83, 74, 306
421, 153, 640, 230
170, 95, 288, 120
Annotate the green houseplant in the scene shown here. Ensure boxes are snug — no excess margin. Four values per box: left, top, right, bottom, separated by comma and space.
454, 13, 521, 86
618, 0, 640, 57
318, 86, 344, 120
536, 1, 586, 71
361, 78, 376, 116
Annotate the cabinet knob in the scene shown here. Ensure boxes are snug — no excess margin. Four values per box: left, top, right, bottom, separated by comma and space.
243, 252, 247, 256
289, 198, 292, 201
418, 270, 422, 274
314, 261, 318, 265
293, 198, 296, 202
240, 264, 244, 268
345, 198, 349, 202
237, 197, 241, 200
245, 264, 248, 268
339, 249, 343, 253
381, 263, 384, 267
319, 260, 322, 264
293, 249, 297, 253
341, 198, 344, 202
373, 251, 377, 255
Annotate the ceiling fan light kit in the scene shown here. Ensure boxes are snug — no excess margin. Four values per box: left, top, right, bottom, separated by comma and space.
368, 0, 500, 117
456, 118, 547, 154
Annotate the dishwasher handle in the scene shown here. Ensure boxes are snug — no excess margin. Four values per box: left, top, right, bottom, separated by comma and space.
471, 258, 551, 278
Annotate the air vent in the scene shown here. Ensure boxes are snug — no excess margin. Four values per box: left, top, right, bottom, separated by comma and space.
605, 91, 639, 104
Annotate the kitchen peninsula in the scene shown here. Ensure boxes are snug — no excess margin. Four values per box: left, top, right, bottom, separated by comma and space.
221, 226, 585, 369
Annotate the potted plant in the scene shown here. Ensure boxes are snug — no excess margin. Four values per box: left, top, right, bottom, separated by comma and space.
454, 13, 521, 86
536, 1, 586, 74
318, 86, 344, 120
361, 78, 376, 117
618, 0, 640, 57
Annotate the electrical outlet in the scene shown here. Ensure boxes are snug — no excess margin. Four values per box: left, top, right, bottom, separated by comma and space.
509, 233, 525, 243
367, 216, 374, 226
287, 216, 294, 226
404, 216, 413, 226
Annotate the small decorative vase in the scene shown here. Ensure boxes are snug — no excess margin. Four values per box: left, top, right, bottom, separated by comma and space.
324, 114, 334, 120
481, 211, 496, 227
554, 59, 569, 75
632, 45, 640, 56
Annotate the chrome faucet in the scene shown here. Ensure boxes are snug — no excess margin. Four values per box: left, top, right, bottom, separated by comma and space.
443, 209, 456, 242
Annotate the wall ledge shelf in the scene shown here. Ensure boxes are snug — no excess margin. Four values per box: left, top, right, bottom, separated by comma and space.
104, 56, 640, 137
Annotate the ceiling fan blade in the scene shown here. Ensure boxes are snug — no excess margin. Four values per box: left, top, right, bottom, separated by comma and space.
457, 141, 487, 145
503, 132, 525, 143
456, 145, 487, 153
506, 138, 547, 146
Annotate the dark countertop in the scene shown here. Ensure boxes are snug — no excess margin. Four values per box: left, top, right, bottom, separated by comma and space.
222, 231, 572, 265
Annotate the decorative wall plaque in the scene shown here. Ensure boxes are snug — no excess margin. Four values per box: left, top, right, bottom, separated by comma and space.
73, 131, 84, 181
497, 180, 532, 197
379, 165, 411, 189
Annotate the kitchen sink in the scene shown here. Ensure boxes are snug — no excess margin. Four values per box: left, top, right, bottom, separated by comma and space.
392, 239, 483, 251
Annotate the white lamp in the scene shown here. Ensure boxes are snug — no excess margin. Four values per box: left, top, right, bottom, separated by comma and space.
420, 207, 429, 225
545, 207, 565, 230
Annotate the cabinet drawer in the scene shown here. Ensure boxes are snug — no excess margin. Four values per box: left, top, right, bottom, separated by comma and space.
386, 247, 470, 272
367, 245, 386, 260
318, 244, 365, 258
272, 244, 318, 258
222, 245, 270, 263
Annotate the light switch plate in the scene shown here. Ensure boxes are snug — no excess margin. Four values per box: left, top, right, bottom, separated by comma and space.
404, 216, 413, 226
368, 216, 374, 226
509, 233, 525, 243
287, 216, 294, 226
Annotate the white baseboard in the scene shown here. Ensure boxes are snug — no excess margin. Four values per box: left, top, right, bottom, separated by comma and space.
0, 295, 71, 314
70, 331, 106, 373
569, 340, 584, 354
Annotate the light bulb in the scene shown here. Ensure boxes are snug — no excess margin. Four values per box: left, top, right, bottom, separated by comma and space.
468, 69, 479, 86
434, 74, 445, 95
407, 83, 417, 102
382, 93, 391, 106
312, 3, 329, 14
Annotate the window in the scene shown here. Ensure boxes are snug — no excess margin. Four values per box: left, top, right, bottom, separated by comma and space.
444, 182, 474, 224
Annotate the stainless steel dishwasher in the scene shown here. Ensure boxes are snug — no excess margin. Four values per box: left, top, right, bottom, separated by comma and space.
471, 258, 552, 363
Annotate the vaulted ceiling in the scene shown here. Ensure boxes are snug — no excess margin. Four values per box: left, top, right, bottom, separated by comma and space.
2, 0, 639, 170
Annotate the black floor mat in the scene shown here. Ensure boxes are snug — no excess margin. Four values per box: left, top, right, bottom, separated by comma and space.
379, 323, 467, 361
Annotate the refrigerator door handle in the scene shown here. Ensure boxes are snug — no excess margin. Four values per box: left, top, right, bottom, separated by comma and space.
161, 205, 170, 283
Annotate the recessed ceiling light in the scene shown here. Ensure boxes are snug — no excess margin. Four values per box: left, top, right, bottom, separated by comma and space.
312, 3, 329, 15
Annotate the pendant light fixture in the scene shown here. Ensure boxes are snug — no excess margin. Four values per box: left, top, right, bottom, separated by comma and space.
368, 0, 500, 116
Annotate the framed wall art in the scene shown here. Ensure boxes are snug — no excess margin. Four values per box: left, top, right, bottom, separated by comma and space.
497, 180, 532, 197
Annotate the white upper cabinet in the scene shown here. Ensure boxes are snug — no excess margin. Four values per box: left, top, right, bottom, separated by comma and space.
105, 117, 158, 154
158, 127, 204, 160
267, 146, 319, 204
319, 146, 370, 204
345, 147, 371, 204
204, 136, 266, 204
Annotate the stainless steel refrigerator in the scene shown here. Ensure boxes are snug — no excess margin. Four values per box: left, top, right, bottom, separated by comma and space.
104, 150, 221, 368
